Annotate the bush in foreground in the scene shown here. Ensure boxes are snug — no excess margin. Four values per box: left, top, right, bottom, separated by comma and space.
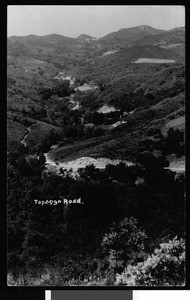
115, 237, 185, 286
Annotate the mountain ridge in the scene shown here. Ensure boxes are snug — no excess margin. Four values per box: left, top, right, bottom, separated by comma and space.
8, 25, 185, 41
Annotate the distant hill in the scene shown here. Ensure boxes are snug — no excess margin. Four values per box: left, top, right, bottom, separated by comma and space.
135, 26, 185, 46
102, 25, 165, 40
9, 33, 75, 44
77, 34, 95, 40
99, 25, 165, 49
168, 26, 185, 33
8, 25, 165, 47
9, 34, 40, 42
7, 33, 85, 71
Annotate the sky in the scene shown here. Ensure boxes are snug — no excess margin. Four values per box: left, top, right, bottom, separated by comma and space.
7, 5, 185, 38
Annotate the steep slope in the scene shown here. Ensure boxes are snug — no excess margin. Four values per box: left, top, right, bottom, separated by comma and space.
130, 65, 185, 109
74, 43, 184, 84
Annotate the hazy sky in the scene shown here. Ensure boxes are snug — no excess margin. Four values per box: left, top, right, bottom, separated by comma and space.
7, 5, 185, 38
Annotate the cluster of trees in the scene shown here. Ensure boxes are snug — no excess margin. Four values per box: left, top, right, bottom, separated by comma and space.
74, 86, 133, 113
75, 64, 185, 114
46, 102, 82, 127
21, 107, 47, 123
31, 124, 105, 156
74, 90, 101, 111
127, 66, 185, 111
38, 79, 74, 100
63, 125, 105, 140
7, 142, 185, 285
139, 128, 184, 158
13, 116, 34, 128
83, 110, 121, 126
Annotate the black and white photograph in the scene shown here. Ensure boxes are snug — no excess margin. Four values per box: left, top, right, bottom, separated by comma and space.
7, 5, 185, 286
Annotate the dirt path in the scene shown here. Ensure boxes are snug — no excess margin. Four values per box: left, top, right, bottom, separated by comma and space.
20, 125, 33, 147
44, 150, 185, 175
166, 158, 185, 173
44, 152, 134, 175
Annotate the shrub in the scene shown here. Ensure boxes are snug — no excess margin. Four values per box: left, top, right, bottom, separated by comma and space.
115, 237, 185, 286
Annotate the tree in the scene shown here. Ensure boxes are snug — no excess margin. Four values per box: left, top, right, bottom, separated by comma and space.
92, 112, 104, 125
102, 217, 147, 273
138, 151, 168, 174
52, 80, 70, 97
167, 128, 184, 143
65, 126, 78, 138
38, 154, 46, 166
47, 130, 61, 144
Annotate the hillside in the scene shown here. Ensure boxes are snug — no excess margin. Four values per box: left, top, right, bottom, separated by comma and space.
73, 43, 184, 84
7, 23, 185, 287
7, 25, 185, 153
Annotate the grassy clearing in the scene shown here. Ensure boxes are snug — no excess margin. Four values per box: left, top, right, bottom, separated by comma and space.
7, 269, 107, 286
133, 58, 176, 63
161, 115, 185, 136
